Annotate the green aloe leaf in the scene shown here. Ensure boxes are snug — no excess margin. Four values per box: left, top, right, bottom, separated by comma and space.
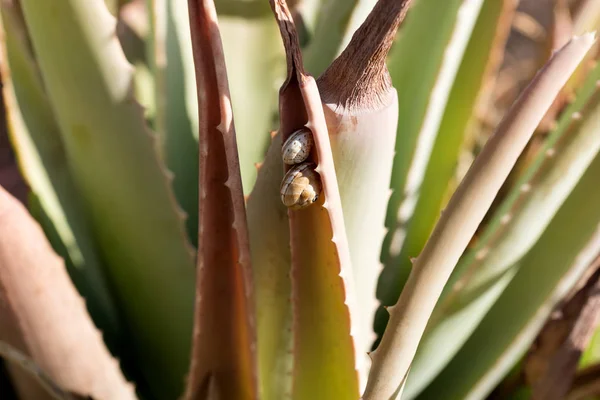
0, 2, 120, 340
316, 0, 413, 361
379, 0, 486, 312
303, 0, 376, 76
16, 0, 195, 397
379, 0, 515, 322
148, 0, 199, 245
248, 2, 364, 398
215, 0, 285, 194
246, 132, 292, 400
581, 327, 600, 369
365, 35, 595, 400
419, 152, 600, 400
289, 79, 362, 400
406, 52, 600, 399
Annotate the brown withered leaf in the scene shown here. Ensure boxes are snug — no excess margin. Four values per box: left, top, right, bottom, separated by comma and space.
567, 362, 600, 400
525, 254, 600, 400
183, 0, 257, 399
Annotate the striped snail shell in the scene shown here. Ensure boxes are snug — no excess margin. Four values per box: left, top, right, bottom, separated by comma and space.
282, 127, 314, 165
280, 162, 322, 210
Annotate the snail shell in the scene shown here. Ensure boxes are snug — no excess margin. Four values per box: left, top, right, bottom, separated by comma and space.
282, 128, 314, 165
280, 162, 322, 210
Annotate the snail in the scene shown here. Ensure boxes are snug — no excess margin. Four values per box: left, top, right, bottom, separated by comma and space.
282, 127, 314, 165
280, 162, 322, 210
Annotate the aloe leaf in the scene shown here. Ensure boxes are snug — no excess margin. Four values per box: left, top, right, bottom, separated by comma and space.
290, 79, 362, 399
523, 257, 600, 400
0, 185, 136, 400
148, 0, 199, 245
120, 0, 156, 121
214, 0, 285, 194
566, 0, 600, 92
377, 0, 515, 329
246, 132, 292, 400
0, 341, 92, 400
364, 35, 595, 400
303, 0, 376, 76
16, 0, 196, 396
406, 48, 600, 399
379, 0, 486, 310
0, 1, 120, 339
419, 153, 600, 400
581, 328, 600, 368
182, 0, 257, 398
317, 0, 412, 359
270, 1, 363, 397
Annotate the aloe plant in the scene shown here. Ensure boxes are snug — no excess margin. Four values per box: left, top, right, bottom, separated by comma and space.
0, 0, 600, 399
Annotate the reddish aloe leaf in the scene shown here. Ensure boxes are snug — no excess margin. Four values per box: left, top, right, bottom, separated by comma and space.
0, 185, 136, 400
269, 1, 363, 398
183, 0, 257, 399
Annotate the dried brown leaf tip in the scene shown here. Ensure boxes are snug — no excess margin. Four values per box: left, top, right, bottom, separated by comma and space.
318, 0, 414, 110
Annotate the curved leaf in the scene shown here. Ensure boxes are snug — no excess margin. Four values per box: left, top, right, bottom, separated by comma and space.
364, 35, 595, 400
183, 0, 257, 398
379, 0, 516, 338
148, 0, 200, 245
379, 0, 486, 311
217, 0, 285, 193
408, 49, 600, 399
0, 1, 120, 341
0, 185, 136, 400
17, 0, 196, 396
419, 153, 600, 400
269, 1, 362, 398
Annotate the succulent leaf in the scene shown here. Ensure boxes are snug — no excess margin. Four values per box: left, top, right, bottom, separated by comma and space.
316, 0, 412, 361
246, 131, 293, 400
0, 185, 136, 400
376, 0, 516, 331
418, 152, 600, 400
148, 0, 200, 246
215, 0, 285, 194
0, 1, 121, 343
406, 48, 600, 399
183, 0, 258, 398
15, 0, 196, 396
523, 257, 600, 400
364, 34, 595, 400
269, 1, 362, 397
0, 340, 94, 400
379, 0, 486, 309
303, 0, 376, 76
